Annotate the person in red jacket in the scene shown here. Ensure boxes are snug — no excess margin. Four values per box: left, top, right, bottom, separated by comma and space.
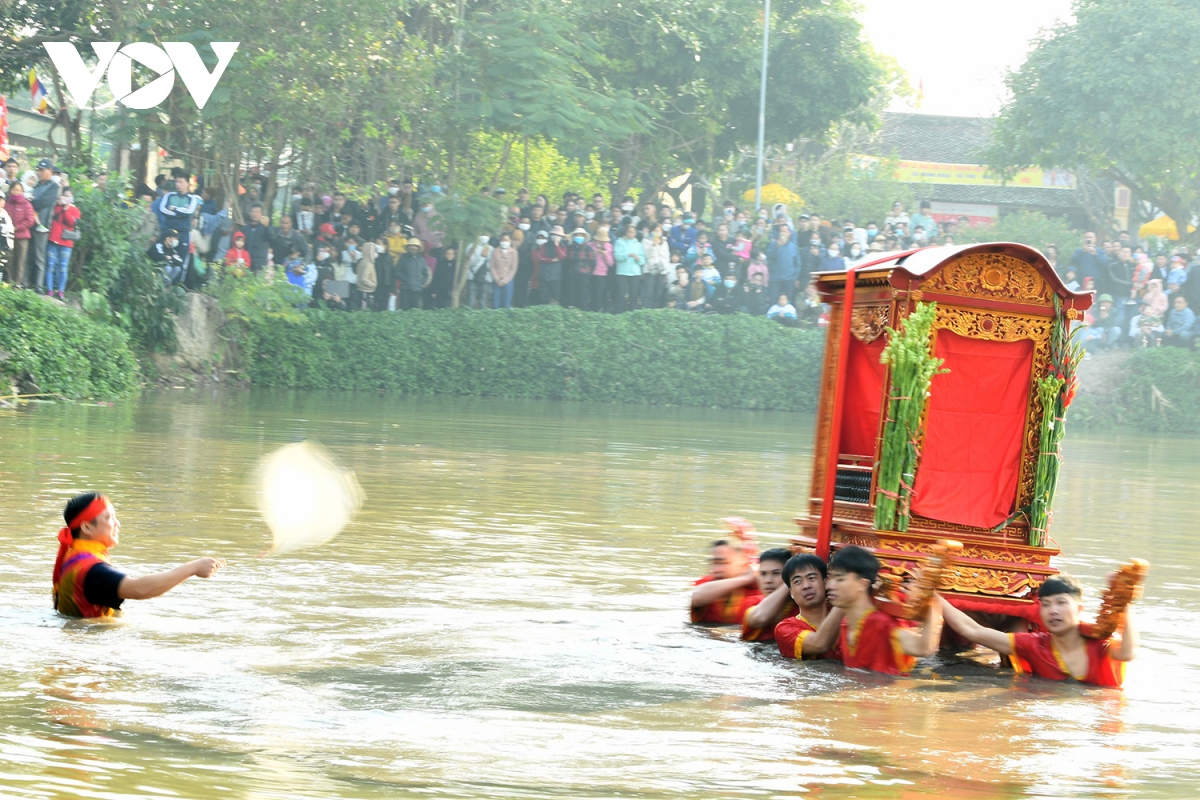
773, 554, 844, 660
690, 538, 762, 625
827, 546, 943, 675
46, 190, 81, 299
939, 574, 1137, 687
223, 231, 251, 277
5, 182, 37, 288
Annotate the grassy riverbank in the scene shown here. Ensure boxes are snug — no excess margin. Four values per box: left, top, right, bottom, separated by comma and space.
1071, 348, 1200, 433
243, 306, 827, 411
0, 285, 139, 400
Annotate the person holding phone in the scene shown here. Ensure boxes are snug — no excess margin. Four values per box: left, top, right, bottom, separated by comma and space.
45, 190, 81, 299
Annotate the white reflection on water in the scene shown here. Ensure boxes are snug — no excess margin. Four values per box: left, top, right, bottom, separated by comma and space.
0, 391, 1197, 799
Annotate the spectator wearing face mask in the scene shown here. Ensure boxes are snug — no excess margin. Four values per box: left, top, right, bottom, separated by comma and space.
532, 227, 568, 305
706, 272, 740, 314
820, 242, 846, 272
45, 190, 81, 299
466, 235, 493, 309
908, 202, 937, 242
589, 225, 614, 312
613, 223, 646, 312
845, 241, 869, 268
669, 213, 698, 256
148, 231, 186, 287
489, 232, 519, 309
413, 198, 444, 253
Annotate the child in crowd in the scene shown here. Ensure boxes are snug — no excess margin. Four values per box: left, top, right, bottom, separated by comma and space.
767, 294, 797, 322
222, 231, 251, 278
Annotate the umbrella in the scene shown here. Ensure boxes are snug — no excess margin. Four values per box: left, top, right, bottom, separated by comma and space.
1138, 215, 1195, 240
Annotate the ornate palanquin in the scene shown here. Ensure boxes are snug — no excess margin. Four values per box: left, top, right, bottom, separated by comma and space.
793, 243, 1093, 618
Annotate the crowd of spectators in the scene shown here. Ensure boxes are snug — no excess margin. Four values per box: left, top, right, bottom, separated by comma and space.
0, 157, 1195, 348
1062, 230, 1199, 350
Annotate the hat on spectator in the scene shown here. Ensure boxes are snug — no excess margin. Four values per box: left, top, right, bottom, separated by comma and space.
232, 231, 246, 243
1098, 293, 1114, 304
319, 223, 337, 237
549, 225, 566, 237
401, 224, 415, 237
570, 227, 590, 239
535, 229, 549, 240
869, 240, 885, 252
321, 195, 333, 208
593, 226, 610, 242
405, 239, 422, 249
36, 158, 55, 170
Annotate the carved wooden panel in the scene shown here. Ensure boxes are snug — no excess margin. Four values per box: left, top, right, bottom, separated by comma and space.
922, 252, 1054, 305
850, 305, 890, 343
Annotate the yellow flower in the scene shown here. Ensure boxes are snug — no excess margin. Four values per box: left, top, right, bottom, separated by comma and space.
741, 183, 801, 207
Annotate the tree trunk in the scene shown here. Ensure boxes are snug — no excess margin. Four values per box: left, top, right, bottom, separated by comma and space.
488, 134, 517, 193
450, 249, 470, 307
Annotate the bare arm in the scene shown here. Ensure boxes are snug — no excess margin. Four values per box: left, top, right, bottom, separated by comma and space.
118, 557, 224, 601
896, 595, 945, 657
744, 583, 791, 629
801, 607, 845, 656
691, 571, 756, 608
1112, 605, 1138, 662
937, 595, 1013, 655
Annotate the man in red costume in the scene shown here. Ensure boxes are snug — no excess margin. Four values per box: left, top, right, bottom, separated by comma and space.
53, 492, 225, 618
774, 554, 844, 659
826, 546, 943, 675
739, 548, 795, 641
690, 539, 762, 625
938, 574, 1137, 687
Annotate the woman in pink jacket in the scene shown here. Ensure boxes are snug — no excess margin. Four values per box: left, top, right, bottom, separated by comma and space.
4, 182, 36, 288
590, 225, 614, 312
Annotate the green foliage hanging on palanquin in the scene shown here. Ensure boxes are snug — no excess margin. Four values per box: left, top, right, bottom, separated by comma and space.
874, 302, 946, 533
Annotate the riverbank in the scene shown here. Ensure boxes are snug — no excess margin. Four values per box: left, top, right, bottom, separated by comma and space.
1072, 347, 1200, 433
243, 306, 826, 411
0, 285, 139, 401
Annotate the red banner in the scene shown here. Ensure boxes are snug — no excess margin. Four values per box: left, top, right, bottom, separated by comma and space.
0, 96, 8, 161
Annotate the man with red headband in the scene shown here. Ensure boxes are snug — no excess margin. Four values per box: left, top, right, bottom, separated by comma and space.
53, 492, 224, 618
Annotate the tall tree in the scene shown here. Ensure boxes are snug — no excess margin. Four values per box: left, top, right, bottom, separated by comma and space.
987, 0, 1200, 243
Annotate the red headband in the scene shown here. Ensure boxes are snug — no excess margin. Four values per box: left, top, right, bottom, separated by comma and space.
53, 495, 109, 584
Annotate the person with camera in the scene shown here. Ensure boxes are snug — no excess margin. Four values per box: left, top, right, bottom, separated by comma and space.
45, 190, 81, 300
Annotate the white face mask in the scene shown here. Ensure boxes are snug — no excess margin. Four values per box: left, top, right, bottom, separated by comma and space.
479, 235, 490, 244
388, 187, 399, 195
518, 223, 530, 231
621, 203, 634, 212
500, 241, 511, 249
292, 193, 302, 201
584, 211, 595, 220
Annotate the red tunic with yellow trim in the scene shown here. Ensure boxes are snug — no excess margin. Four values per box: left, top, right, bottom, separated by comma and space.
775, 612, 843, 660
690, 576, 763, 625
741, 599, 798, 642
839, 609, 917, 675
53, 540, 120, 619
1007, 631, 1126, 687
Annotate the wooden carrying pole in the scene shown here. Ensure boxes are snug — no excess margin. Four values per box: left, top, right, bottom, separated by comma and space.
815, 267, 858, 560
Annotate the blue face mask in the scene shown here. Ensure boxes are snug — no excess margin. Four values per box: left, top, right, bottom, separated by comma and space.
723, 279, 736, 288
574, 236, 585, 244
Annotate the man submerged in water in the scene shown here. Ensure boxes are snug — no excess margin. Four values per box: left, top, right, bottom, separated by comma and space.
53, 492, 225, 618
740, 548, 797, 641
690, 539, 762, 625
826, 546, 943, 675
773, 553, 844, 660
938, 574, 1137, 687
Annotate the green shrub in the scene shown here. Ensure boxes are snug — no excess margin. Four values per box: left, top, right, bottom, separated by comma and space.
0, 285, 140, 399
1114, 347, 1200, 432
242, 307, 826, 411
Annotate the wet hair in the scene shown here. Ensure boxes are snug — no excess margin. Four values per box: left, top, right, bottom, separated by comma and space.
783, 553, 828, 584
1037, 575, 1083, 599
63, 492, 102, 537
710, 538, 743, 553
759, 547, 792, 568
828, 545, 880, 583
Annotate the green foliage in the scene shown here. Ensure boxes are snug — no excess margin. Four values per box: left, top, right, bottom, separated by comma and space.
71, 178, 183, 353
987, 0, 1200, 245
956, 211, 1078, 252
462, 133, 614, 201
788, 153, 918, 224
1075, 348, 1200, 434
242, 307, 825, 411
0, 286, 139, 399
208, 274, 310, 327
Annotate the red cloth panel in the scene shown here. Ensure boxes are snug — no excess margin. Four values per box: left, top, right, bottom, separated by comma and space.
839, 336, 887, 458
911, 331, 1034, 528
